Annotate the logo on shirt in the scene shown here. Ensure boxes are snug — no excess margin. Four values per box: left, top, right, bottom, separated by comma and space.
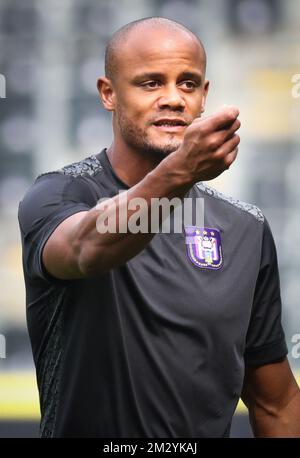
184, 226, 223, 270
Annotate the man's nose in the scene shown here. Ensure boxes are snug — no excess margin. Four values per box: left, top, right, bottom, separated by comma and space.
157, 86, 186, 110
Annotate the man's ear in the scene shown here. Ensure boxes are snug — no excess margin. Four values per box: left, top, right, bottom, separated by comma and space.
97, 77, 115, 111
201, 79, 209, 113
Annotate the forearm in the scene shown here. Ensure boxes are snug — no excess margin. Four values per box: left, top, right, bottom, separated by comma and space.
72, 159, 192, 276
45, 107, 240, 279
249, 390, 300, 438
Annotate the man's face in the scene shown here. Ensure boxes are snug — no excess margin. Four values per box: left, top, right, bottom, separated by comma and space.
102, 27, 208, 157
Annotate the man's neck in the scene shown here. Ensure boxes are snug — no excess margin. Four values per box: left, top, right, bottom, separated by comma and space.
106, 141, 162, 188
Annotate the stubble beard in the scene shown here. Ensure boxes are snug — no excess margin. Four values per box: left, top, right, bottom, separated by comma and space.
116, 109, 182, 159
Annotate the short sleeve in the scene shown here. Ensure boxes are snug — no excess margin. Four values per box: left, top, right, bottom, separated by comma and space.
244, 218, 288, 366
18, 173, 92, 281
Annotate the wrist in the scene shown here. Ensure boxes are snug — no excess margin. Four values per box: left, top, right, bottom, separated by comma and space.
159, 153, 193, 188
146, 154, 193, 199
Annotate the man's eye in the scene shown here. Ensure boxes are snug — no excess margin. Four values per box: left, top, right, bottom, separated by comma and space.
141, 81, 160, 89
181, 81, 197, 90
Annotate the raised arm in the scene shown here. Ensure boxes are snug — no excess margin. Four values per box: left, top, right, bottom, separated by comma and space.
43, 107, 240, 280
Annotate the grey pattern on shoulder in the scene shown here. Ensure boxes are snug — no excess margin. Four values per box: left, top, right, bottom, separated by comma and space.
38, 155, 103, 179
196, 182, 264, 223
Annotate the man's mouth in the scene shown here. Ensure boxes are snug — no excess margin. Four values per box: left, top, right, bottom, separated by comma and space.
152, 118, 188, 132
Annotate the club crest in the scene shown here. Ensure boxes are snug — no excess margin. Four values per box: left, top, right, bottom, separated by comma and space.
184, 226, 223, 270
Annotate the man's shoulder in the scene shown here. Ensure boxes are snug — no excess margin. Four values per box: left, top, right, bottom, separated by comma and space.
37, 153, 103, 180
195, 182, 264, 224
18, 153, 103, 228
19, 153, 104, 208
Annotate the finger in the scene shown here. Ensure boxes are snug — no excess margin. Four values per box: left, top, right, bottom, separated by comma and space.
204, 106, 240, 131
189, 106, 239, 137
222, 118, 241, 139
215, 133, 240, 159
207, 119, 241, 151
224, 148, 238, 169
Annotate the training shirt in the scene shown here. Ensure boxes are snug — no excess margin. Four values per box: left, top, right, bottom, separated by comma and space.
18, 148, 288, 437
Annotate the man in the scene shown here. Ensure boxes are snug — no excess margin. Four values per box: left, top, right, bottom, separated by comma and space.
18, 17, 300, 437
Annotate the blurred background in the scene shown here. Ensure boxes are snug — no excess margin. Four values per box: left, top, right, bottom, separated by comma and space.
0, 0, 299, 438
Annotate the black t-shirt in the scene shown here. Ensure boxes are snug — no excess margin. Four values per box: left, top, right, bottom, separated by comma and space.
18, 149, 288, 438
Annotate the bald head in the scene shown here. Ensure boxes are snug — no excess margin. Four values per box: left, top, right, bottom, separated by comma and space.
105, 17, 207, 81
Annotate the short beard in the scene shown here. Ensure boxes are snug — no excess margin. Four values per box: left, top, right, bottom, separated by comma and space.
116, 109, 181, 160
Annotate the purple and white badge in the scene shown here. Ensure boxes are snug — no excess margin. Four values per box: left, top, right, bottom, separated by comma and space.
184, 226, 223, 270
